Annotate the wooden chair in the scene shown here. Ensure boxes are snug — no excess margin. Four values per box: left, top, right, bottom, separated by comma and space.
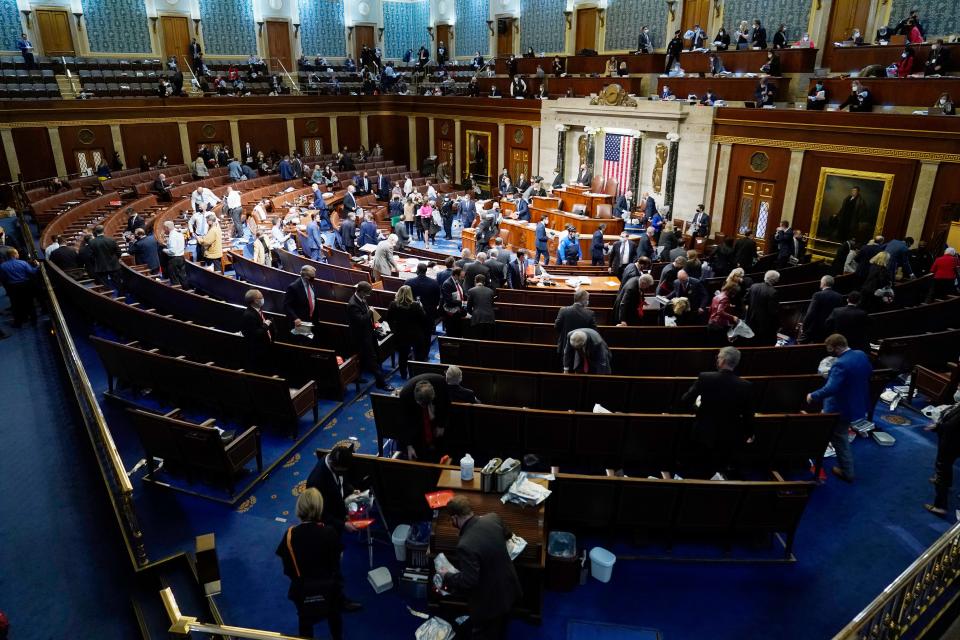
909, 363, 960, 405
595, 203, 614, 219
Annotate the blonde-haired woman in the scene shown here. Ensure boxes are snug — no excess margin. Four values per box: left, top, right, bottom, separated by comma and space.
276, 487, 345, 639
386, 284, 428, 378
403, 196, 417, 238
194, 155, 209, 179
736, 21, 750, 49
725, 267, 752, 316
861, 251, 892, 311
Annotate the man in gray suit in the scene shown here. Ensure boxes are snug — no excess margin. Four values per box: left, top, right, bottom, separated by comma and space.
484, 249, 508, 290
563, 328, 611, 374
553, 289, 597, 353
466, 274, 496, 338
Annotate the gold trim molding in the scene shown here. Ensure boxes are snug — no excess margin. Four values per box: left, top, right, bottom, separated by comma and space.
711, 135, 960, 164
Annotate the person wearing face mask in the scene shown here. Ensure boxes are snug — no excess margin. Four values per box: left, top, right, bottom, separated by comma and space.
772, 23, 787, 49
807, 79, 827, 110
750, 19, 767, 50
437, 496, 522, 640
348, 281, 392, 391
806, 334, 873, 484
851, 27, 864, 46
794, 32, 814, 48
637, 25, 652, 53
933, 92, 956, 115
241, 288, 274, 369
838, 81, 873, 112
895, 45, 917, 77
713, 27, 730, 50
284, 265, 320, 337
875, 25, 891, 45
925, 39, 950, 76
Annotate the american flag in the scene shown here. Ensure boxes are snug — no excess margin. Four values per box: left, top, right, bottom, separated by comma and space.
601, 134, 634, 196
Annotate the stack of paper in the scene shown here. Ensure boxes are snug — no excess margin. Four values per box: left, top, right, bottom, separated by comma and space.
501, 472, 552, 507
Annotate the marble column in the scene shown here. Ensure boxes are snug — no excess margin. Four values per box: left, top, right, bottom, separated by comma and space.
229, 120, 241, 157
711, 143, 733, 231
407, 116, 418, 171
328, 116, 339, 154
531, 126, 540, 178
1, 129, 19, 180
47, 127, 67, 178
554, 127, 566, 178
629, 134, 643, 195
285, 117, 296, 155
906, 160, 941, 240
359, 114, 369, 150
110, 125, 126, 168
497, 123, 506, 177
454, 119, 462, 180
428, 117, 436, 156
780, 148, 805, 222
663, 133, 680, 219
177, 123, 191, 167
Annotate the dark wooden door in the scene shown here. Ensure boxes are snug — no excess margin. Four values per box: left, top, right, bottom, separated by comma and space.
735, 178, 776, 248
682, 0, 711, 45
36, 9, 74, 56
497, 18, 513, 57
575, 8, 597, 52
436, 24, 451, 60
266, 20, 292, 72
354, 25, 375, 63
822, 0, 870, 69
160, 16, 191, 66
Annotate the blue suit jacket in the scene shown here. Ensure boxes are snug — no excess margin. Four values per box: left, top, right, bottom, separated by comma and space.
591, 230, 605, 257
810, 349, 873, 422
303, 221, 323, 254
885, 239, 913, 277
516, 199, 530, 221
645, 196, 658, 218
557, 236, 582, 264
358, 220, 379, 247
535, 221, 549, 250
460, 199, 477, 223
279, 160, 295, 180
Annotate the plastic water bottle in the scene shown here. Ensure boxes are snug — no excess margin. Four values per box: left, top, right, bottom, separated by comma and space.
460, 453, 474, 481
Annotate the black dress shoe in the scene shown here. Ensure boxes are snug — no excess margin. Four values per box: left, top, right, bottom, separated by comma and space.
342, 598, 363, 612
831, 466, 853, 483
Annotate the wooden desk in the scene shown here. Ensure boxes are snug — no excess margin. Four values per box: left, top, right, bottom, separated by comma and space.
495, 53, 667, 76
678, 47, 818, 74
829, 43, 960, 74
533, 275, 621, 293
429, 470, 546, 621
477, 76, 644, 98
534, 206, 624, 236
553, 188, 614, 216
815, 77, 960, 108
532, 196, 560, 210
657, 76, 786, 102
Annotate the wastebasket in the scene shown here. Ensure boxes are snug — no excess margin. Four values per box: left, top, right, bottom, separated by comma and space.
546, 531, 579, 591
392, 524, 411, 562
589, 547, 616, 583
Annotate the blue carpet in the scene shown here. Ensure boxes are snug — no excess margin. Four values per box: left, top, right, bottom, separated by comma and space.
567, 620, 661, 640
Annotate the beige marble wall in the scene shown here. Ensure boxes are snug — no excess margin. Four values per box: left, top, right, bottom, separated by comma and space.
539, 98, 715, 227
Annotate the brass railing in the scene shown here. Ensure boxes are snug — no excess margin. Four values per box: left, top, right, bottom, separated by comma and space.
161, 588, 301, 639
834, 519, 960, 639
26, 209, 148, 566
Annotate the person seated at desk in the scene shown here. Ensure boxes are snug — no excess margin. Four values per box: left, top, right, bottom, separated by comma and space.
895, 45, 918, 77
153, 173, 173, 202
755, 79, 776, 107
700, 88, 721, 106
488, 83, 501, 97
925, 40, 950, 76
510, 75, 527, 98
713, 27, 730, 51
794, 33, 815, 48
772, 23, 788, 49
761, 51, 782, 76
934, 93, 956, 115
660, 84, 675, 100
557, 227, 582, 265
604, 57, 617, 77
875, 25, 892, 45
838, 80, 873, 112
707, 52, 726, 76
850, 27, 865, 46
637, 26, 653, 54
807, 79, 827, 110
524, 47, 536, 58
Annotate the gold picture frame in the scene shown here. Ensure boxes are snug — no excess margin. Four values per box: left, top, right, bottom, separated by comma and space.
466, 130, 491, 183
809, 167, 894, 247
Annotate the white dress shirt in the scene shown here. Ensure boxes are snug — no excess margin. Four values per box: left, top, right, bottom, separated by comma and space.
164, 229, 185, 256
226, 190, 242, 209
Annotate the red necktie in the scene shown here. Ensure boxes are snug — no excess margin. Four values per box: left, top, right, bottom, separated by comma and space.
422, 407, 434, 445
305, 282, 314, 317
582, 355, 589, 373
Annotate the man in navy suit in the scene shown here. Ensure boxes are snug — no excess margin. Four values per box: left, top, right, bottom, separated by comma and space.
343, 185, 358, 213
302, 213, 324, 261
354, 171, 372, 196
340, 211, 357, 254
409, 261, 442, 330
807, 334, 873, 483
799, 275, 845, 344
459, 193, 478, 229
376, 170, 391, 201
590, 224, 606, 265
534, 215, 550, 265
614, 190, 635, 220
358, 213, 379, 248
641, 191, 658, 224
283, 265, 320, 329
515, 196, 531, 221
668, 270, 708, 315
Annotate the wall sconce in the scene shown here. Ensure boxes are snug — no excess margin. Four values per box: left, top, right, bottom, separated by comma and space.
150, 16, 158, 33
72, 12, 83, 30
665, 0, 676, 21
513, 20, 519, 34
449, 26, 454, 39
193, 18, 201, 35
427, 26, 434, 41
257, 21, 264, 35
563, 11, 572, 29
21, 10, 31, 29
597, 9, 605, 28
486, 20, 494, 36
347, 25, 354, 40
378, 27, 384, 41
293, 23, 300, 37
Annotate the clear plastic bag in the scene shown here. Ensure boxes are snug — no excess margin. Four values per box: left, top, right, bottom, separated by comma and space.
415, 617, 455, 640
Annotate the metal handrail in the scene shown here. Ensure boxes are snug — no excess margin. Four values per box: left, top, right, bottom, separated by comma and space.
834, 519, 960, 639
270, 57, 300, 95
161, 588, 301, 639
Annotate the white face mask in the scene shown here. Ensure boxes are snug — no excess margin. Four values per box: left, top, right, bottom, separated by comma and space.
940, 97, 947, 105
902, 53, 908, 58
803, 35, 809, 41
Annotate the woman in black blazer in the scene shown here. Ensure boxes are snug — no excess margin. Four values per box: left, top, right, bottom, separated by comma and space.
386, 285, 428, 378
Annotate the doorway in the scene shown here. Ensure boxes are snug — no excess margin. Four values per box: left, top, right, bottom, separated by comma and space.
302, 137, 325, 158
36, 9, 74, 56
436, 24, 451, 60
821, 0, 870, 69
735, 178, 776, 248
575, 8, 597, 53
266, 20, 292, 73
497, 18, 514, 57
510, 149, 530, 186
438, 139, 454, 174
354, 25, 376, 64
160, 16, 191, 68
682, 0, 711, 45
74, 148, 106, 176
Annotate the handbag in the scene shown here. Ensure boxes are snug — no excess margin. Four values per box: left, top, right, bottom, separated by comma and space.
285, 526, 336, 617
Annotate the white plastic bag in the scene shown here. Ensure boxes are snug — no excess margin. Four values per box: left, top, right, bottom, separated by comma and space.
415, 617, 455, 640
726, 320, 754, 340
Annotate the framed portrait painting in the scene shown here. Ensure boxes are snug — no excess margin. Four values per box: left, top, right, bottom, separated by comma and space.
466, 130, 491, 183
810, 168, 894, 246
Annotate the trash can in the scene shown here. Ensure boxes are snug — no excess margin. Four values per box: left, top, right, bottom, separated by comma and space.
546, 531, 579, 591
589, 547, 616, 583
392, 524, 411, 562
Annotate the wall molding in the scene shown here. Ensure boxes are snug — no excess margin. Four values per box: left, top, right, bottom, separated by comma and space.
711, 134, 960, 164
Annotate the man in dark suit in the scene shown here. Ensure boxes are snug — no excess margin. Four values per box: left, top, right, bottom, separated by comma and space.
125, 208, 145, 234
464, 253, 490, 292
613, 273, 653, 326
854, 236, 886, 281
534, 215, 550, 265
240, 288, 274, 369
665, 30, 684, 72
189, 38, 202, 68
799, 275, 845, 344
744, 270, 781, 345
354, 172, 371, 196
575, 163, 592, 186
552, 171, 564, 189
445, 365, 479, 403
733, 230, 758, 271
89, 224, 122, 290
668, 270, 708, 315
507, 249, 529, 289
436, 256, 455, 289
466, 275, 496, 337
305, 444, 357, 535
441, 267, 467, 337
681, 347, 754, 478
409, 261, 442, 329
284, 265, 320, 330
440, 495, 522, 639
348, 281, 391, 390
398, 373, 451, 461
484, 250, 507, 291
358, 213, 380, 248
636, 227, 656, 260
608, 232, 637, 278
658, 225, 679, 260
342, 185, 358, 213
459, 193, 478, 229
129, 228, 160, 273
554, 289, 597, 353
339, 211, 357, 254
376, 171, 391, 201
590, 224, 606, 266
825, 291, 870, 352
515, 196, 530, 222
690, 204, 710, 238
614, 190, 635, 220
153, 173, 173, 202
563, 328, 612, 374
640, 192, 658, 225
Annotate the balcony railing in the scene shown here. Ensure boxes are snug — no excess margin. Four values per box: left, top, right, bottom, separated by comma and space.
162, 588, 301, 639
